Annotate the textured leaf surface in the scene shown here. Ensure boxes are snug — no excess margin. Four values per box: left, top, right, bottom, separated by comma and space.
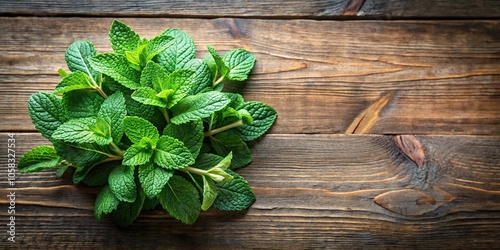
113, 189, 145, 227
139, 163, 173, 198
122, 144, 153, 166
158, 175, 200, 224
230, 101, 277, 141
201, 175, 217, 211
223, 48, 256, 81
54, 71, 95, 94
94, 185, 120, 222
62, 90, 104, 119
28, 92, 69, 141
109, 20, 140, 54
163, 119, 203, 158
89, 53, 140, 89
65, 40, 100, 83
123, 116, 159, 145
214, 170, 255, 211
131, 87, 167, 107
18, 145, 61, 173
163, 69, 195, 108
109, 165, 137, 203
185, 58, 212, 94
171, 91, 230, 124
153, 135, 194, 170
52, 117, 97, 144
211, 132, 252, 169
98, 91, 127, 143
156, 29, 195, 74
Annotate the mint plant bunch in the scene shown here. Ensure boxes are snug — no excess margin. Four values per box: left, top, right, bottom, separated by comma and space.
18, 20, 277, 226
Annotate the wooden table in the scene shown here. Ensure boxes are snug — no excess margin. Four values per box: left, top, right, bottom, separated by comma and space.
1, 1, 499, 248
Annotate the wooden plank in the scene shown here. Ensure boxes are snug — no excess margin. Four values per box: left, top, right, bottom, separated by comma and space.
1, 17, 499, 135
1, 133, 499, 248
0, 0, 499, 18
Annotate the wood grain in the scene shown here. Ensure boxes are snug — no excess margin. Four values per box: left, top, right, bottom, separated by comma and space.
1, 17, 499, 135
0, 0, 499, 18
1, 133, 499, 248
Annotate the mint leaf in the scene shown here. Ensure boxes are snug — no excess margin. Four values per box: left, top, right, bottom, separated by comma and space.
52, 117, 97, 144
185, 59, 212, 95
109, 164, 137, 203
158, 175, 200, 224
225, 93, 245, 109
201, 175, 217, 211
230, 101, 277, 141
95, 185, 120, 222
28, 92, 69, 141
131, 87, 167, 107
171, 91, 230, 124
123, 116, 159, 145
156, 29, 195, 74
140, 61, 167, 91
153, 135, 194, 170
109, 20, 140, 55
62, 90, 104, 119
163, 69, 195, 108
89, 53, 140, 89
214, 170, 255, 211
163, 119, 203, 159
145, 34, 174, 61
82, 161, 119, 187
122, 144, 153, 166
18, 145, 62, 173
98, 91, 127, 143
54, 71, 95, 95
210, 132, 252, 169
113, 189, 145, 227
91, 117, 113, 145
191, 153, 223, 170
223, 48, 256, 81
139, 162, 173, 198
65, 40, 100, 83
207, 46, 229, 78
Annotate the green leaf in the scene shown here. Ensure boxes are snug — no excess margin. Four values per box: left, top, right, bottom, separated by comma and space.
140, 60, 167, 91
207, 46, 229, 78
123, 116, 159, 146
223, 48, 256, 81
214, 170, 255, 211
89, 53, 141, 89
142, 197, 160, 211
138, 162, 173, 198
65, 40, 100, 83
170, 91, 230, 125
94, 185, 120, 222
191, 153, 223, 170
54, 71, 95, 95
203, 52, 218, 84
58, 68, 68, 77
145, 34, 174, 61
122, 144, 153, 166
125, 44, 147, 70
82, 161, 119, 187
109, 20, 140, 55
156, 29, 195, 74
98, 91, 127, 143
163, 69, 195, 108
90, 117, 113, 145
205, 152, 234, 182
201, 175, 217, 211
230, 101, 277, 141
52, 117, 97, 144
163, 119, 203, 159
28, 92, 69, 141
62, 90, 104, 119
210, 132, 252, 169
225, 93, 245, 109
131, 87, 167, 108
185, 59, 212, 95
18, 145, 62, 173
153, 135, 194, 170
108, 164, 137, 203
112, 189, 146, 227
158, 175, 200, 224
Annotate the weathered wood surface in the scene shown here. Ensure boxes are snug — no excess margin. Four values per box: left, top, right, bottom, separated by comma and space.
1, 133, 499, 248
1, 0, 499, 18
1, 1, 500, 248
1, 17, 499, 135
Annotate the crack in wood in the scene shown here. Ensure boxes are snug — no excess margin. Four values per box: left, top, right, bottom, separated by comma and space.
345, 92, 392, 134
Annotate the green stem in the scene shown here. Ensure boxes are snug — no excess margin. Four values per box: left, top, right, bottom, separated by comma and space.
95, 87, 108, 99
160, 107, 170, 123
100, 155, 123, 163
110, 142, 124, 156
204, 119, 244, 137
212, 76, 224, 88
181, 166, 208, 176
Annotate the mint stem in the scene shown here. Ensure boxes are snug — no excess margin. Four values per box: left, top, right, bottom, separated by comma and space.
96, 87, 108, 99
204, 119, 244, 137
110, 141, 124, 156
212, 76, 224, 88
181, 166, 207, 176
160, 107, 170, 123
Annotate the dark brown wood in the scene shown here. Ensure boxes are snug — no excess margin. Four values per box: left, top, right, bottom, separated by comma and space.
1, 17, 499, 135
0, 0, 499, 18
1, 133, 499, 248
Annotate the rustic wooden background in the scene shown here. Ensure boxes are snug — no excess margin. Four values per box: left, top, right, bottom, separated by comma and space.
1, 0, 499, 249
